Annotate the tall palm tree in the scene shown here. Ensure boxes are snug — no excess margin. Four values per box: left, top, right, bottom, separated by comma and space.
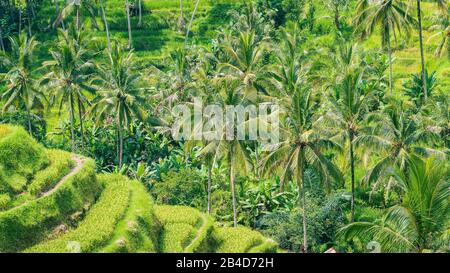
326, 43, 376, 221
184, 0, 201, 45
43, 27, 95, 151
0, 33, 45, 136
262, 28, 343, 252
178, 0, 185, 32
90, 43, 147, 167
340, 155, 449, 252
354, 0, 415, 94
198, 76, 253, 227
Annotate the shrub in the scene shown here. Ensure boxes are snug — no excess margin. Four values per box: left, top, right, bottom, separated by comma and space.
0, 158, 100, 252
0, 125, 48, 177
27, 150, 74, 196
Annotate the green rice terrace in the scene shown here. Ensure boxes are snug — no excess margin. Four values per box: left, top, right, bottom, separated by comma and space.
0, 125, 276, 253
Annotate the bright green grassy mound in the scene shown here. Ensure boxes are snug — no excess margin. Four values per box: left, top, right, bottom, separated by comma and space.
0, 158, 100, 252
155, 205, 213, 253
155, 205, 275, 253
26, 174, 159, 253
212, 227, 278, 253
0, 125, 49, 201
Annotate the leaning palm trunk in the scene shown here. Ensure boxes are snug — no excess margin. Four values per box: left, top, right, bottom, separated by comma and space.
125, 0, 133, 49
417, 0, 428, 99
184, 0, 200, 45
100, 0, 111, 55
349, 130, 356, 221
298, 150, 308, 253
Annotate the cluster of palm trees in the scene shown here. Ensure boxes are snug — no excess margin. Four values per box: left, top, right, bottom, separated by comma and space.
0, 0, 448, 253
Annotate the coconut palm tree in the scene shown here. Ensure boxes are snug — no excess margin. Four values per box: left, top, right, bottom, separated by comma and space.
325, 44, 376, 221
90, 43, 147, 167
43, 27, 95, 151
0, 33, 45, 136
355, 101, 446, 200
340, 155, 449, 252
354, 0, 416, 94
427, 11, 449, 59
262, 28, 343, 252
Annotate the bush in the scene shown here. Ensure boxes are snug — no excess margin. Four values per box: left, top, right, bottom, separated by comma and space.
27, 150, 74, 196
0, 158, 100, 252
152, 168, 207, 209
0, 125, 48, 181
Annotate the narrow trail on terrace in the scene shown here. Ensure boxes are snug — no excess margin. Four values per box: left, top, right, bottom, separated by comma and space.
41, 156, 85, 197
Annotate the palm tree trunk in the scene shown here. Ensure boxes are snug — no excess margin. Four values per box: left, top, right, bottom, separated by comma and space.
138, 0, 142, 28
116, 114, 123, 168
349, 130, 356, 222
387, 26, 393, 94
100, 0, 112, 56
77, 98, 84, 150
125, 0, 133, 49
76, 5, 81, 31
19, 9, 22, 33
184, 0, 201, 45
178, 0, 184, 32
229, 151, 237, 228
417, 0, 428, 100
334, 6, 341, 31
207, 163, 212, 215
69, 96, 76, 151
298, 148, 308, 253
26, 107, 32, 136
26, 0, 32, 36
0, 25, 5, 51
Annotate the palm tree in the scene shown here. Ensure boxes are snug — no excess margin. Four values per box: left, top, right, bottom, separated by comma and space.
198, 76, 253, 227
427, 11, 449, 58
90, 43, 147, 167
262, 28, 343, 252
355, 101, 446, 199
326, 43, 376, 221
43, 27, 95, 151
0, 33, 45, 136
354, 0, 415, 94
178, 0, 185, 32
340, 155, 449, 252
53, 0, 100, 31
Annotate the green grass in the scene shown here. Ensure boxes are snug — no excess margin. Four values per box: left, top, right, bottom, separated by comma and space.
212, 226, 278, 253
